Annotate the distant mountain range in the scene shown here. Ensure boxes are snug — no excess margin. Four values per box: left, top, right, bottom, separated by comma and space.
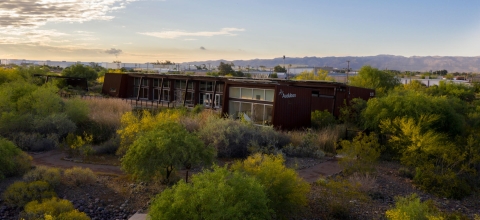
184, 55, 480, 73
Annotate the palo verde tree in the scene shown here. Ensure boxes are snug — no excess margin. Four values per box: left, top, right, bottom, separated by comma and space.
121, 121, 215, 183
232, 153, 310, 219
349, 65, 400, 96
61, 63, 98, 82
149, 166, 272, 220
292, 70, 334, 81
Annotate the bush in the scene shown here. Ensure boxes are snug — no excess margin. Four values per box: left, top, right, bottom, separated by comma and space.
11, 132, 60, 151
64, 132, 93, 159
338, 132, 382, 174
3, 181, 57, 207
197, 115, 289, 158
282, 130, 322, 158
94, 135, 120, 154
0, 138, 32, 180
21, 197, 74, 220
23, 166, 61, 188
148, 166, 272, 220
63, 167, 96, 186
314, 178, 369, 219
232, 153, 310, 218
311, 110, 336, 129
64, 98, 89, 125
56, 210, 90, 220
385, 194, 442, 220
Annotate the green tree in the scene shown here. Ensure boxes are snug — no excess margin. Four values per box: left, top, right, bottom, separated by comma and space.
292, 70, 334, 81
61, 63, 98, 81
232, 153, 310, 218
0, 138, 32, 180
385, 194, 442, 220
121, 121, 215, 183
273, 65, 286, 73
349, 65, 400, 96
149, 166, 272, 220
217, 62, 234, 75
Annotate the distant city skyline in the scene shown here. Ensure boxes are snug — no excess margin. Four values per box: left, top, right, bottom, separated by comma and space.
1, 0, 479, 63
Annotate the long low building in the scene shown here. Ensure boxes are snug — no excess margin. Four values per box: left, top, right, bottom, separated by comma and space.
103, 73, 375, 130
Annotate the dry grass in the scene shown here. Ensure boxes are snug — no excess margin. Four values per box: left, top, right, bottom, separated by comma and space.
84, 98, 132, 128
316, 124, 347, 154
347, 172, 377, 193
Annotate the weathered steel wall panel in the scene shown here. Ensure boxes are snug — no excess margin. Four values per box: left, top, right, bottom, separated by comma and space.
273, 85, 312, 130
102, 73, 129, 98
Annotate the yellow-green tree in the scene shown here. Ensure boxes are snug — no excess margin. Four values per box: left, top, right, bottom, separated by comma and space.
349, 65, 399, 96
232, 153, 310, 218
121, 121, 215, 183
149, 166, 272, 220
293, 70, 334, 81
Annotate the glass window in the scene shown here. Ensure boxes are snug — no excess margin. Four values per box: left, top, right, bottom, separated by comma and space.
240, 102, 252, 119
162, 80, 170, 88
253, 89, 265, 101
133, 87, 139, 97
216, 83, 224, 93
153, 88, 160, 100
141, 79, 148, 86
187, 81, 193, 90
200, 81, 206, 91
162, 90, 170, 101
265, 89, 274, 102
134, 78, 140, 86
153, 79, 160, 87
206, 82, 213, 91
228, 101, 240, 119
229, 87, 240, 98
241, 88, 252, 99
265, 105, 273, 125
214, 94, 222, 108
252, 104, 264, 124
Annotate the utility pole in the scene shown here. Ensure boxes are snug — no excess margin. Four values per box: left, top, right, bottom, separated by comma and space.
283, 55, 286, 79
346, 60, 350, 83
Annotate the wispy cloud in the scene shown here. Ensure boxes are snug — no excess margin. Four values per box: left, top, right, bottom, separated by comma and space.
0, 0, 137, 45
200, 46, 206, 50
139, 28, 245, 39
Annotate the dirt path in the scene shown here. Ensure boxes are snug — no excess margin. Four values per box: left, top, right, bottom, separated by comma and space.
30, 150, 342, 183
30, 150, 123, 175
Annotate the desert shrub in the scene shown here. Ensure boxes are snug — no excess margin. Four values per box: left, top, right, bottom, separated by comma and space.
64, 132, 93, 159
338, 132, 382, 174
316, 124, 346, 154
64, 98, 89, 125
247, 126, 290, 155
63, 167, 96, 186
10, 132, 60, 152
197, 116, 255, 158
3, 181, 57, 207
347, 172, 377, 193
56, 209, 90, 220
33, 114, 76, 138
381, 116, 480, 198
311, 110, 336, 129
232, 153, 310, 218
398, 167, 415, 179
149, 166, 272, 220
283, 130, 324, 158
94, 135, 120, 154
192, 104, 204, 114
314, 178, 369, 219
0, 138, 32, 180
179, 117, 201, 132
21, 197, 74, 220
385, 194, 442, 220
23, 166, 61, 188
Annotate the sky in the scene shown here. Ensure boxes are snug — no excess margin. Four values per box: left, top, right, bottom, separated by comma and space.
1, 0, 480, 63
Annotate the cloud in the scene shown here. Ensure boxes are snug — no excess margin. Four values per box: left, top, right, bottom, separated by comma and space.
0, 0, 137, 29
200, 46, 206, 50
105, 48, 123, 55
139, 28, 245, 39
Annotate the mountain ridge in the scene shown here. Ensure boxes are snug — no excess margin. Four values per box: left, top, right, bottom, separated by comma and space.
182, 55, 480, 72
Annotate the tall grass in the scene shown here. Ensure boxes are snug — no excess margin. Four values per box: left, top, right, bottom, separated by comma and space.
283, 124, 346, 157
84, 98, 132, 128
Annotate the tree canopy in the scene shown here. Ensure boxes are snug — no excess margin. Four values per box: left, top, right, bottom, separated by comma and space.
292, 70, 333, 81
61, 63, 98, 81
273, 65, 286, 73
121, 121, 215, 182
149, 166, 272, 220
217, 62, 235, 75
348, 65, 400, 95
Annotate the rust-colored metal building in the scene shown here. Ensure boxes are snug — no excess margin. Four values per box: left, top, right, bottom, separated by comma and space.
103, 73, 375, 130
